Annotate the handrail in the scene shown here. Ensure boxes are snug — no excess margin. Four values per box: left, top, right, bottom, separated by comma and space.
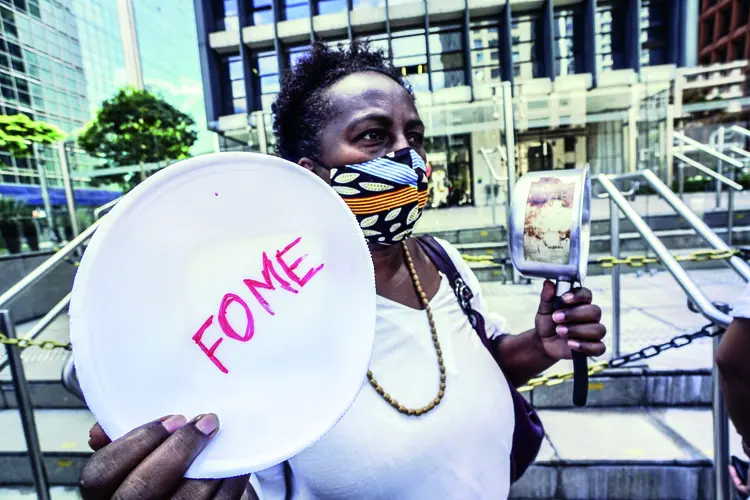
94, 196, 121, 219
0, 220, 99, 310
674, 132, 744, 169
478, 147, 506, 183
673, 153, 743, 190
639, 169, 750, 282
730, 125, 750, 138
730, 146, 750, 159
598, 174, 733, 327
593, 179, 640, 199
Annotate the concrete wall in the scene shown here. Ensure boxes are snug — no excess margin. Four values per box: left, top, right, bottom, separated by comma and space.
0, 252, 76, 324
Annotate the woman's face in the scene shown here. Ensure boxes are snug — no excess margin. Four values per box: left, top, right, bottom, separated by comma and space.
298, 71, 426, 183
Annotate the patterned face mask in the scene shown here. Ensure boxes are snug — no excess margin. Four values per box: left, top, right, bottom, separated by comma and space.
330, 148, 428, 246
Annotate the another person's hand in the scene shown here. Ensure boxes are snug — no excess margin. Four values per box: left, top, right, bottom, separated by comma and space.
80, 414, 250, 499
534, 280, 606, 361
730, 463, 749, 498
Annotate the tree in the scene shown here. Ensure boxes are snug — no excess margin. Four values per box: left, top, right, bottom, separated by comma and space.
0, 114, 64, 158
78, 88, 198, 187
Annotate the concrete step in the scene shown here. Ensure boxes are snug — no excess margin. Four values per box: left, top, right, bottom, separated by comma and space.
510, 407, 746, 500
0, 406, 742, 500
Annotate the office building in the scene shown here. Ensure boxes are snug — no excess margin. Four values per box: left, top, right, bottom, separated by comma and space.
0, 0, 210, 193
195, 0, 704, 208
698, 0, 749, 63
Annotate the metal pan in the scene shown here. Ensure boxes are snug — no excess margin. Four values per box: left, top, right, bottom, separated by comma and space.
508, 167, 591, 406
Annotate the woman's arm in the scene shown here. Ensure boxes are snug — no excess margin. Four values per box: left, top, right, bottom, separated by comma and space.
495, 281, 606, 388
494, 329, 556, 387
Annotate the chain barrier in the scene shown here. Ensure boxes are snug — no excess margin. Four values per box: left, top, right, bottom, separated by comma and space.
0, 324, 722, 394
0, 333, 72, 351
462, 247, 750, 269
515, 324, 722, 393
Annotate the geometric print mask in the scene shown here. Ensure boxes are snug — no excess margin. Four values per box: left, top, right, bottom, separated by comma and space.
330, 147, 428, 246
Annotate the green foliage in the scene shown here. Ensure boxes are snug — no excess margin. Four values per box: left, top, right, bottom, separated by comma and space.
78, 88, 198, 167
0, 196, 24, 221
0, 114, 64, 157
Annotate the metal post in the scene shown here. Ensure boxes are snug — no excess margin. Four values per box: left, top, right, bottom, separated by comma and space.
57, 143, 79, 237
713, 302, 731, 500
715, 127, 724, 209
610, 197, 621, 357
0, 310, 50, 500
678, 162, 685, 201
33, 143, 55, 240
728, 159, 735, 246
501, 81, 519, 284
712, 341, 729, 469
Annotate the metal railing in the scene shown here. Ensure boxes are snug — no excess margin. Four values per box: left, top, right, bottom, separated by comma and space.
597, 169, 750, 500
0, 219, 101, 500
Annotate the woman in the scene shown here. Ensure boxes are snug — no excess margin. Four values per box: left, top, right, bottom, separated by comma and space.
79, 41, 606, 499
717, 283, 750, 499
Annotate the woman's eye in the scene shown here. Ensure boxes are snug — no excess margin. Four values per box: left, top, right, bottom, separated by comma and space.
360, 130, 386, 142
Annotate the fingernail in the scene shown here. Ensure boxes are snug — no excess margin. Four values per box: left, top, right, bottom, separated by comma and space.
562, 293, 574, 303
161, 415, 187, 433
194, 413, 219, 436
553, 311, 565, 322
557, 325, 568, 335
568, 340, 581, 350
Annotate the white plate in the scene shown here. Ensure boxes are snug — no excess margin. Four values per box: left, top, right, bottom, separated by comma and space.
70, 152, 376, 478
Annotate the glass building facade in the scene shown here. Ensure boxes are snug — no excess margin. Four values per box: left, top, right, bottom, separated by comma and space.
195, 0, 698, 207
0, 0, 211, 189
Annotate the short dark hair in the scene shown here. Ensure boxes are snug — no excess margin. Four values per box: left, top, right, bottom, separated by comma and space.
272, 39, 413, 163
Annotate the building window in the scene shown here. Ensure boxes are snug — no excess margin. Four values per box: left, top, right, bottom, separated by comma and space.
283, 0, 309, 21
641, 0, 667, 66
553, 8, 576, 76
353, 0, 385, 7
702, 18, 714, 46
596, 4, 614, 72
254, 50, 279, 95
287, 45, 309, 68
391, 28, 429, 92
249, 0, 274, 25
470, 19, 501, 85
429, 24, 465, 90
512, 15, 539, 79
317, 0, 346, 15
363, 32, 389, 54
222, 54, 246, 114
213, 0, 238, 30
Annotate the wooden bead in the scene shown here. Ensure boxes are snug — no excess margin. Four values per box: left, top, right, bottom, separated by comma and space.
366, 241, 446, 417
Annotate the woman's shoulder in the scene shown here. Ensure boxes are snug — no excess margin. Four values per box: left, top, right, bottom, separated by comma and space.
416, 234, 477, 282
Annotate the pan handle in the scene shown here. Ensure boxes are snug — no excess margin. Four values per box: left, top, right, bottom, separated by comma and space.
554, 284, 588, 407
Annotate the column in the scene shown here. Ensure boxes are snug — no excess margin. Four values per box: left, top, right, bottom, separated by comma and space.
193, 0, 223, 122
500, 0, 514, 85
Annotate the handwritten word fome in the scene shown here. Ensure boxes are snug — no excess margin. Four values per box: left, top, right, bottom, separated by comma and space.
192, 236, 324, 374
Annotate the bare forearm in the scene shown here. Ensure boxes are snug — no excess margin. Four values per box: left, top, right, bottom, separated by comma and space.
495, 329, 557, 387
716, 318, 750, 442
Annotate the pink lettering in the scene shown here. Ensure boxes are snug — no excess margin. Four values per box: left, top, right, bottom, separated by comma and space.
218, 293, 255, 342
193, 237, 325, 374
276, 237, 325, 287
192, 315, 228, 374
243, 252, 298, 316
